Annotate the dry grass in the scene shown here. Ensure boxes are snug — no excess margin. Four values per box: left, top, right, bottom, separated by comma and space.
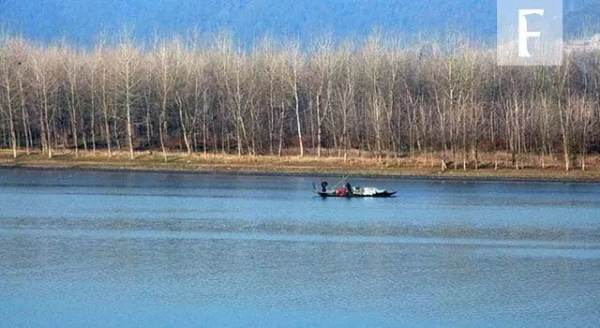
2, 148, 600, 181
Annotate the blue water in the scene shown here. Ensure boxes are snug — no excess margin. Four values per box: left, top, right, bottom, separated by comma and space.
1, 168, 600, 327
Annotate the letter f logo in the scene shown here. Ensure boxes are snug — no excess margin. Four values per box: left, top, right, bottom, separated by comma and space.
518, 9, 544, 58
498, 0, 562, 66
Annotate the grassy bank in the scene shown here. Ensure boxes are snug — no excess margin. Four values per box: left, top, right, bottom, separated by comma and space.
2, 149, 600, 182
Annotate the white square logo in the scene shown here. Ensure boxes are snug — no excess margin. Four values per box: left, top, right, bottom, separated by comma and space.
497, 0, 563, 66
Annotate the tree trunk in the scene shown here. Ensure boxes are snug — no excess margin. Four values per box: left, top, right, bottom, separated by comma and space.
3, 77, 18, 158
17, 72, 31, 155
102, 68, 112, 157
293, 68, 303, 157
176, 94, 192, 155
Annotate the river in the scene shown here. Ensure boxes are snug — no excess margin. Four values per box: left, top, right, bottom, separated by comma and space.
1, 168, 599, 327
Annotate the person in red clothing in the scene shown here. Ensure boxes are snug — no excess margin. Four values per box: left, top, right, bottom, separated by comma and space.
335, 187, 348, 197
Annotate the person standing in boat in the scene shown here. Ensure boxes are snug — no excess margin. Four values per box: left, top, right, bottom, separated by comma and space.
321, 181, 328, 193
345, 182, 353, 196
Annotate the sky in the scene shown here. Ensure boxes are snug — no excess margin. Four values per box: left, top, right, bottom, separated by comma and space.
0, 0, 598, 46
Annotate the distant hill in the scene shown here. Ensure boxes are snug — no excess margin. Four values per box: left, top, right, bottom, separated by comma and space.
0, 0, 599, 45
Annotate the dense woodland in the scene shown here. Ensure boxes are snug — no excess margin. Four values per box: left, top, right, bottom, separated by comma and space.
1, 35, 599, 171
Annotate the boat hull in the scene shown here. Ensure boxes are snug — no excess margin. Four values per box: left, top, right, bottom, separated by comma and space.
316, 191, 396, 198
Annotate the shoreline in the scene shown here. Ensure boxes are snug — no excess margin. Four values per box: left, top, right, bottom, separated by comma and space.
2, 150, 600, 183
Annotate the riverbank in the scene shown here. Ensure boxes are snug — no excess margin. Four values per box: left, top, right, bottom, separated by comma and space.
2, 149, 600, 182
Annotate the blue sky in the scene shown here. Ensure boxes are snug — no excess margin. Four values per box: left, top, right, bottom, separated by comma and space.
0, 0, 597, 45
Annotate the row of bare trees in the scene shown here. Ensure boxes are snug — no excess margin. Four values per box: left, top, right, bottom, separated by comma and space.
1, 35, 599, 170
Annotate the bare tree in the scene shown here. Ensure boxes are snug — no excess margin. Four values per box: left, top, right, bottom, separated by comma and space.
0, 42, 18, 158
2, 34, 600, 172
31, 47, 58, 158
116, 39, 141, 160
286, 43, 304, 157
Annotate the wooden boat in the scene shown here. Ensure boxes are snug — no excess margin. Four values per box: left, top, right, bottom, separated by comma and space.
315, 184, 396, 198
316, 190, 397, 198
